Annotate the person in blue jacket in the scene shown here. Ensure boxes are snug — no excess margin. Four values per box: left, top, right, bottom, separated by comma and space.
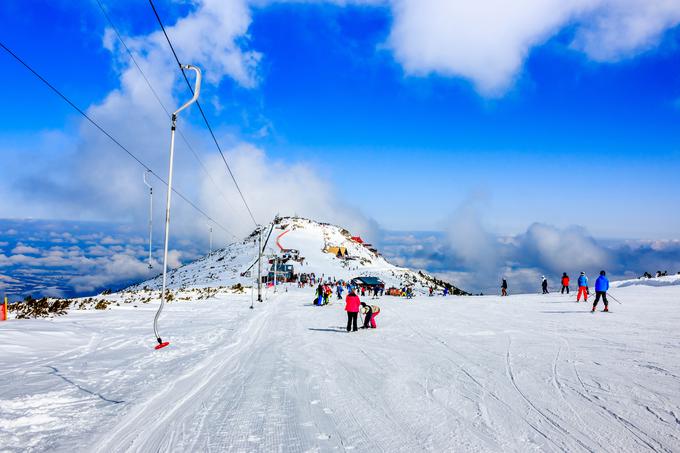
576, 272, 589, 302
592, 270, 610, 312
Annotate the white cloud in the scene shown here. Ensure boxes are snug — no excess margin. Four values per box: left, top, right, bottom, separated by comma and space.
198, 144, 379, 240
68, 252, 157, 294
515, 223, 611, 273
11, 243, 41, 255
387, 0, 680, 95
571, 0, 680, 61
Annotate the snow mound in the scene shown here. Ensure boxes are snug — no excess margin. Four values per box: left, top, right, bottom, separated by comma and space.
126, 216, 467, 295
612, 274, 680, 288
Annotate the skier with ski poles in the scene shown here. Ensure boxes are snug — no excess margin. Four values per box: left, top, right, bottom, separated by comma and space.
561, 272, 570, 294
592, 270, 610, 312
576, 271, 589, 302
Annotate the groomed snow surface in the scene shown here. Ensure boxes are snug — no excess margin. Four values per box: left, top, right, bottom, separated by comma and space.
2, 283, 680, 452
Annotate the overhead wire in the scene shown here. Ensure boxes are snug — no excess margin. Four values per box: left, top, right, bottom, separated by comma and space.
94, 0, 241, 219
0, 40, 237, 239
147, 0, 259, 227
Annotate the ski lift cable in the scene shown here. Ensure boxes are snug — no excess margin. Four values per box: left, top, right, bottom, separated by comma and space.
142, 170, 154, 268
0, 40, 237, 239
147, 0, 259, 227
94, 0, 241, 218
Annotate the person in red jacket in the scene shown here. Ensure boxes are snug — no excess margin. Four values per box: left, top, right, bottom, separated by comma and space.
561, 272, 570, 294
345, 290, 361, 332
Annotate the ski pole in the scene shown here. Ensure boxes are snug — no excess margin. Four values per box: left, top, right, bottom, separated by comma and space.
607, 292, 623, 305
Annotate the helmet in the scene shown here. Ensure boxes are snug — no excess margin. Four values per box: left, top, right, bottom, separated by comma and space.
580, 271, 585, 275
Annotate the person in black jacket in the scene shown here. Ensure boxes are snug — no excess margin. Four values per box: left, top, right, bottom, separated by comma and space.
541, 276, 549, 294
501, 279, 508, 296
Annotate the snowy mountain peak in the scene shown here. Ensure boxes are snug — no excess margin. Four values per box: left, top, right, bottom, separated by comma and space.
128, 216, 468, 294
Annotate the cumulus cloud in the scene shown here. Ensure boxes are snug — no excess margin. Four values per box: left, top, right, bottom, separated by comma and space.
387, 0, 680, 95
571, 0, 680, 61
0, 219, 205, 298
513, 223, 611, 273
446, 194, 498, 273
67, 252, 160, 294
200, 144, 379, 240
380, 194, 676, 294
10, 243, 41, 255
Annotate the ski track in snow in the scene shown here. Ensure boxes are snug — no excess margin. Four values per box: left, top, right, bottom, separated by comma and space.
1, 284, 680, 452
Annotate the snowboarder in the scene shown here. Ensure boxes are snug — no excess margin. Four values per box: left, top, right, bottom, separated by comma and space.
592, 270, 610, 312
576, 272, 589, 302
501, 279, 508, 296
541, 276, 549, 294
345, 290, 361, 332
360, 302, 380, 329
561, 273, 570, 294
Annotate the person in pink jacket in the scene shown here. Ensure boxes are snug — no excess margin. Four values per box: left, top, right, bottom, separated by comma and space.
345, 290, 361, 332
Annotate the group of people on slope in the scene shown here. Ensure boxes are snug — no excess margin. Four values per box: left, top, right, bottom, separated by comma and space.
502, 270, 612, 312
315, 281, 383, 306
344, 290, 380, 332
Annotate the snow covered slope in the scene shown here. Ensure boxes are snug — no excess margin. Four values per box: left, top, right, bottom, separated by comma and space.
613, 274, 680, 288
127, 216, 467, 295
2, 283, 679, 451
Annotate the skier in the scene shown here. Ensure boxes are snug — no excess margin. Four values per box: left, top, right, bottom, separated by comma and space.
561, 273, 570, 294
443, 287, 449, 296
360, 302, 381, 329
501, 278, 508, 296
323, 285, 332, 305
541, 276, 549, 294
429, 286, 434, 297
592, 270, 610, 312
345, 289, 361, 332
336, 283, 344, 300
576, 272, 589, 302
372, 286, 379, 299
315, 284, 324, 306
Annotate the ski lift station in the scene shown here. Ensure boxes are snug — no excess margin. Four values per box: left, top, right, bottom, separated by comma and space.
268, 263, 295, 282
351, 276, 384, 289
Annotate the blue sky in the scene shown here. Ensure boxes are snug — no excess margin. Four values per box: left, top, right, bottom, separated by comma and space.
1, 1, 679, 237
1, 1, 680, 297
